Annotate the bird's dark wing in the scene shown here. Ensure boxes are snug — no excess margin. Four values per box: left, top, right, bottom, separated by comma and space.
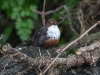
25, 26, 47, 46
33, 26, 47, 46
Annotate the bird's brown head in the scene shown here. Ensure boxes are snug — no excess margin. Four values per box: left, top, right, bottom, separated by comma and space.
46, 18, 58, 27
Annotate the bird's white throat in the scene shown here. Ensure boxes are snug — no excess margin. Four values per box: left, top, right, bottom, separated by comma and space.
47, 25, 60, 39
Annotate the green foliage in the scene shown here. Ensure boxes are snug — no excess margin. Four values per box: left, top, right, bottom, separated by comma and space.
0, 0, 79, 46
0, 0, 39, 42
15, 18, 33, 41
64, 0, 79, 7
2, 25, 13, 43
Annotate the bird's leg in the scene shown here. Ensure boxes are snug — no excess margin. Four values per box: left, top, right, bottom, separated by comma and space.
47, 50, 51, 58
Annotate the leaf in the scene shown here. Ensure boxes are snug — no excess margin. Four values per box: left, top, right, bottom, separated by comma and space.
29, 4, 37, 10
15, 18, 33, 41
1, 1, 9, 9
25, 29, 31, 34
15, 17, 22, 29
26, 19, 34, 29
20, 20, 27, 28
17, 28, 24, 35
20, 33, 30, 41
25, 10, 31, 16
12, 6, 21, 12
11, 7, 22, 19
11, 11, 18, 19
20, 10, 26, 17
10, 0, 16, 7
29, 4, 38, 19
30, 12, 38, 20
18, 28, 30, 41
17, 0, 24, 6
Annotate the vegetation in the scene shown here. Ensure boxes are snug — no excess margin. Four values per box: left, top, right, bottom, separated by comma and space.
0, 0, 79, 46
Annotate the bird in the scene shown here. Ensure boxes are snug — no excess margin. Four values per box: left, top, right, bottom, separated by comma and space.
25, 18, 61, 48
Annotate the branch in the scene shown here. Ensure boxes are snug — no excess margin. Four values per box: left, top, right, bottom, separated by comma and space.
32, 5, 65, 15
1, 43, 100, 75
76, 40, 100, 54
42, 21, 100, 75
32, 10, 42, 14
32, 5, 66, 26
45, 5, 65, 15
42, 0, 46, 26
64, 6, 79, 35
32, 5, 71, 26
56, 31, 100, 53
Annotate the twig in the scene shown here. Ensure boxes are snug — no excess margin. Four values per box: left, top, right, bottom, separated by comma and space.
32, 5, 65, 16
77, 9, 85, 34
32, 5, 66, 25
47, 50, 51, 58
57, 5, 68, 24
64, 6, 79, 36
57, 6, 68, 24
42, 21, 100, 75
42, 0, 46, 26
56, 31, 100, 53
32, 10, 41, 14
76, 40, 100, 54
45, 5, 65, 15
32, 0, 46, 26
32, 5, 68, 26
58, 16, 67, 24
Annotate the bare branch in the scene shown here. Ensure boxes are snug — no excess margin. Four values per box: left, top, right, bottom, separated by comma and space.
56, 31, 100, 53
32, 10, 42, 15
2, 43, 100, 75
64, 6, 79, 36
76, 40, 100, 54
58, 15, 67, 24
45, 5, 65, 15
32, 5, 65, 15
42, 21, 100, 75
42, 0, 46, 26
77, 9, 85, 34
32, 5, 66, 25
43, 0, 46, 12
